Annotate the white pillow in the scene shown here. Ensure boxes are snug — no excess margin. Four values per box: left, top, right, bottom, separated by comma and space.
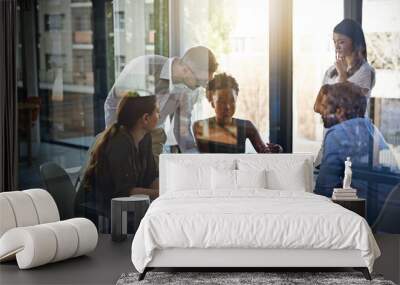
237, 158, 309, 192
211, 168, 236, 190
167, 163, 211, 191
265, 163, 307, 191
211, 169, 267, 190
236, 169, 267, 189
167, 160, 236, 192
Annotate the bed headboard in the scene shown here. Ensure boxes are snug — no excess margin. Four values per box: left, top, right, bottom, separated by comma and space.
159, 153, 314, 195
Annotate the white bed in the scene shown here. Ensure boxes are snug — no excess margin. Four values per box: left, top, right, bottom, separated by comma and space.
131, 154, 380, 280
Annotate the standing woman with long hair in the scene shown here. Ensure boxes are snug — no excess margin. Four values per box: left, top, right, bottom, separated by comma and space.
321, 18, 375, 97
314, 19, 375, 167
81, 92, 160, 219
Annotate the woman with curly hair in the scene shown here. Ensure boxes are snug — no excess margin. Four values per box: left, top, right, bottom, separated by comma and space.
193, 73, 282, 153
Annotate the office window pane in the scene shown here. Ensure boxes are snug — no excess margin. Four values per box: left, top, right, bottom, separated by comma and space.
45, 14, 65, 31
38, 0, 94, 146
364, 0, 400, 169
16, 5, 23, 86
17, 1, 111, 189
362, 0, 400, 231
113, 0, 168, 77
292, 0, 342, 155
179, 0, 269, 152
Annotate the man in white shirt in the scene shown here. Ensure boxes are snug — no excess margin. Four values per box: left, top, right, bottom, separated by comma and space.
104, 46, 218, 162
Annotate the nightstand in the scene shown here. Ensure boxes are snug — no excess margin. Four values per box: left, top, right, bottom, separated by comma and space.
331, 198, 366, 218
111, 195, 150, 242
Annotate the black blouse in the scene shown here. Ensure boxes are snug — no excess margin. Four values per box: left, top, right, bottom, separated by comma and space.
88, 129, 158, 216
193, 117, 269, 153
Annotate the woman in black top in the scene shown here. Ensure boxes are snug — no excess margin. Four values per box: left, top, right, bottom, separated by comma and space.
193, 73, 282, 153
82, 93, 160, 217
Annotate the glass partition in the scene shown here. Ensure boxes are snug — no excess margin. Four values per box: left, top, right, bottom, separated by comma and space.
363, 0, 400, 171
37, 0, 95, 146
177, 0, 270, 153
362, 0, 400, 231
292, 0, 343, 156
16, 0, 399, 233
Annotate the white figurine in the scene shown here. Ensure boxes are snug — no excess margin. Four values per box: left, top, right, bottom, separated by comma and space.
343, 157, 353, 189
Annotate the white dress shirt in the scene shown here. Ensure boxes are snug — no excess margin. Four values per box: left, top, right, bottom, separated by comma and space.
322, 61, 376, 98
104, 55, 198, 153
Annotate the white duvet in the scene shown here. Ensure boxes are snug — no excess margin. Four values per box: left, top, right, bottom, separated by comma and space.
131, 190, 380, 273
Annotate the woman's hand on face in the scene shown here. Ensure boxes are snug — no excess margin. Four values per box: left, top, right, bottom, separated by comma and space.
335, 56, 348, 81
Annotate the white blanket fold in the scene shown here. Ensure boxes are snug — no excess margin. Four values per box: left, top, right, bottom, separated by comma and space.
131, 190, 380, 273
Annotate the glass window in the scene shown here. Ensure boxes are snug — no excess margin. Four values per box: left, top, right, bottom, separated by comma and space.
17, 0, 168, 189
45, 53, 66, 71
363, 0, 400, 170
178, 0, 270, 153
37, 0, 95, 146
17, 1, 98, 189
116, 11, 125, 30
361, 0, 400, 229
113, 0, 164, 76
16, 5, 23, 87
292, 0, 343, 156
45, 14, 65, 31
116, 55, 126, 72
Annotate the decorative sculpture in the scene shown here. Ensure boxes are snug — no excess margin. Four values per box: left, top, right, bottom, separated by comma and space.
343, 157, 353, 189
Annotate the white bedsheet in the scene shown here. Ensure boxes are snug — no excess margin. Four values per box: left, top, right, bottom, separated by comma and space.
131, 190, 380, 273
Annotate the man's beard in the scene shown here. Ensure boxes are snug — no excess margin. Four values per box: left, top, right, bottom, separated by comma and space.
322, 114, 340, 128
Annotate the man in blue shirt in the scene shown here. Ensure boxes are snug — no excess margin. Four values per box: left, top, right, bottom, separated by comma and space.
314, 82, 399, 224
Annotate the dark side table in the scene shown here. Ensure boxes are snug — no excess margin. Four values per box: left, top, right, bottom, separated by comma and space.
332, 198, 366, 218
111, 195, 150, 242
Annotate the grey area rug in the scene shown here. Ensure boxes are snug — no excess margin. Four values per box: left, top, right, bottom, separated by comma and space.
116, 271, 396, 285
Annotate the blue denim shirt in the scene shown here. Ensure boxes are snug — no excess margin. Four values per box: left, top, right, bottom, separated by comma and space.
315, 118, 399, 223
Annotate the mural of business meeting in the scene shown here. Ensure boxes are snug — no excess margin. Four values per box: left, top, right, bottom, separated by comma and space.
80, 14, 399, 236
5, 0, 400, 284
